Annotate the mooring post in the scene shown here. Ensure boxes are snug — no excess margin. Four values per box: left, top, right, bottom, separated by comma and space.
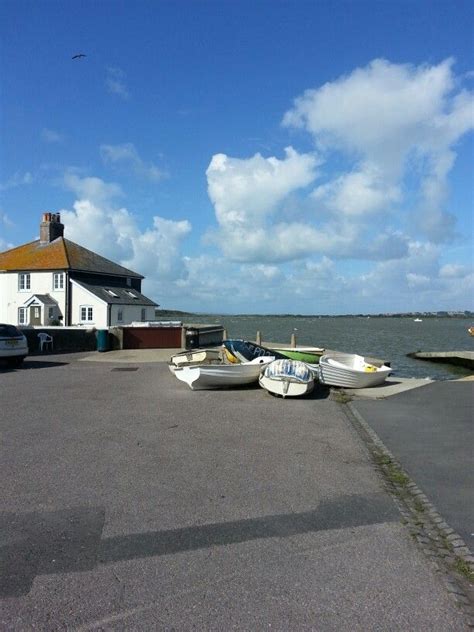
291, 332, 296, 347
256, 330, 261, 345
223, 329, 227, 341
181, 326, 187, 350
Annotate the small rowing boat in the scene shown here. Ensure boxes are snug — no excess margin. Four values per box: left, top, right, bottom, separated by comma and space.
259, 359, 315, 398
172, 356, 275, 390
318, 353, 391, 388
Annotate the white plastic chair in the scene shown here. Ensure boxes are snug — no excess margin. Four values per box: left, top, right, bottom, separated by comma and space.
38, 332, 53, 352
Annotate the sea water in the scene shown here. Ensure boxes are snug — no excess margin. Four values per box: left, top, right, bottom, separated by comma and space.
184, 315, 474, 380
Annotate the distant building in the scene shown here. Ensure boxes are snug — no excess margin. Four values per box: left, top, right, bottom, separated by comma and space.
0, 212, 158, 327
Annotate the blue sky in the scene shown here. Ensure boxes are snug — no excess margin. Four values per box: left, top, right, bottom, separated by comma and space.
1, 0, 473, 314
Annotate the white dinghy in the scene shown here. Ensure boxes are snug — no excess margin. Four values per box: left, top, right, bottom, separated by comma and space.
259, 358, 315, 398
172, 356, 274, 390
318, 353, 391, 388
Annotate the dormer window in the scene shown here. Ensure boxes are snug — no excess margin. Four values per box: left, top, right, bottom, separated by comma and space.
18, 273, 31, 291
53, 272, 64, 290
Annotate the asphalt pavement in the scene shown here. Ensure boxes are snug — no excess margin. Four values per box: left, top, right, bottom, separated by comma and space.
352, 380, 474, 547
0, 353, 470, 630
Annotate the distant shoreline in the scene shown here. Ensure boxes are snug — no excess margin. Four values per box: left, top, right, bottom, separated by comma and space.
157, 310, 473, 319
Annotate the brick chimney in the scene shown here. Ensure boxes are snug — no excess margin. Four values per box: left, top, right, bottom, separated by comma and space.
39, 212, 64, 243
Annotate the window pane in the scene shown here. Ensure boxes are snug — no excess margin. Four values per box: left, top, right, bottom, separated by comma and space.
19, 273, 30, 290
54, 273, 64, 290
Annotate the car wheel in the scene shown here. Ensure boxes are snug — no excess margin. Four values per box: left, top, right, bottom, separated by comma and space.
7, 356, 25, 368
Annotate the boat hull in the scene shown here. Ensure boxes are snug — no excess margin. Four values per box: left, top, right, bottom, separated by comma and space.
259, 359, 315, 398
173, 356, 274, 390
318, 353, 391, 388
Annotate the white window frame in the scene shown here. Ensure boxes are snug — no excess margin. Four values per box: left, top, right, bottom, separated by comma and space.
18, 307, 27, 325
117, 308, 123, 322
53, 272, 64, 290
80, 305, 94, 323
18, 273, 31, 291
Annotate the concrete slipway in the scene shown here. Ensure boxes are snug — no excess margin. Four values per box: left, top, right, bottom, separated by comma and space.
0, 351, 472, 630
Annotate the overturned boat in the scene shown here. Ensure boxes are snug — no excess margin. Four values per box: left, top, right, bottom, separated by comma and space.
172, 356, 275, 390
318, 353, 391, 388
259, 359, 315, 398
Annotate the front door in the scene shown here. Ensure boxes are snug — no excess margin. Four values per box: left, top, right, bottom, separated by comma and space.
30, 305, 41, 325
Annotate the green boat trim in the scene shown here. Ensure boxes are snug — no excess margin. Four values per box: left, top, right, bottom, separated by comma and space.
273, 347, 324, 363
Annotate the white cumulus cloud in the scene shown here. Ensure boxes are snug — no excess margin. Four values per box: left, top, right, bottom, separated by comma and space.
60, 173, 191, 298
207, 147, 319, 228
283, 58, 473, 242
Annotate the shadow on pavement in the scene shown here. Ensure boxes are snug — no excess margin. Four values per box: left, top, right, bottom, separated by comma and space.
1, 492, 397, 597
0, 359, 70, 372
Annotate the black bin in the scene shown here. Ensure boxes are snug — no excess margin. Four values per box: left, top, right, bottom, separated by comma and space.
186, 328, 199, 349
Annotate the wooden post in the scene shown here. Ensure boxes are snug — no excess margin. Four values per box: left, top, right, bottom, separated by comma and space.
291, 332, 296, 348
256, 330, 261, 345
180, 326, 187, 350
223, 329, 227, 341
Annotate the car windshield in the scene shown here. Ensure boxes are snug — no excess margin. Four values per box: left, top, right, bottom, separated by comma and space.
0, 324, 22, 337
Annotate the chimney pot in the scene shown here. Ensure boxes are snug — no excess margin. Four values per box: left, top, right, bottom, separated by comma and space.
40, 212, 64, 244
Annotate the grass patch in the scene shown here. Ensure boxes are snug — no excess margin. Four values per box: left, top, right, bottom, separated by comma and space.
413, 498, 426, 512
331, 389, 352, 403
373, 453, 409, 487
453, 557, 474, 583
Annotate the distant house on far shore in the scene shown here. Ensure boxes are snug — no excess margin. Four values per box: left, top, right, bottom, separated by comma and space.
0, 212, 158, 328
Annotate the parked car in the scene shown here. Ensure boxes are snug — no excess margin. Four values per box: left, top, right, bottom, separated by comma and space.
0, 324, 28, 367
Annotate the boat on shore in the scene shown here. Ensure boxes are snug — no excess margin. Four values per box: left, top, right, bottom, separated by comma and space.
259, 359, 315, 398
271, 346, 324, 364
318, 353, 391, 388
172, 356, 274, 390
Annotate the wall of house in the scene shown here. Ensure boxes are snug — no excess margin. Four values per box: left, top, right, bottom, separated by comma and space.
109, 304, 156, 326
70, 282, 108, 328
0, 271, 67, 325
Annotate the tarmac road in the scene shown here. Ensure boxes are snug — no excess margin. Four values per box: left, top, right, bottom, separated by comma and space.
352, 380, 474, 548
0, 353, 470, 630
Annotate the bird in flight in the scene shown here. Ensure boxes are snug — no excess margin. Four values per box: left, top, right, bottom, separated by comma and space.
72, 53, 86, 59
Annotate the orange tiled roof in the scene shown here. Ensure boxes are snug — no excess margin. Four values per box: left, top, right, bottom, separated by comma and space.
0, 237, 142, 278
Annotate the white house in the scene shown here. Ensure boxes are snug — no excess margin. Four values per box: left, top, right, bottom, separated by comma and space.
0, 212, 158, 328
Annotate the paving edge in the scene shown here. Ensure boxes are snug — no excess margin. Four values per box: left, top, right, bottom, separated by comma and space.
341, 398, 474, 626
